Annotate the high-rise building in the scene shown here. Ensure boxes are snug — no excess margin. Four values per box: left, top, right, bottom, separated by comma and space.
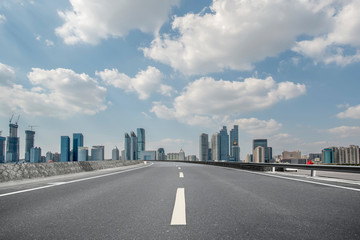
231, 141, 240, 162
219, 126, 229, 161
78, 147, 89, 161
230, 125, 240, 161
72, 133, 84, 162
0, 135, 6, 163
137, 128, 145, 160
6, 122, 20, 163
112, 147, 120, 160
179, 149, 185, 161
25, 130, 35, 162
91, 146, 104, 161
124, 133, 131, 160
30, 147, 41, 163
211, 133, 220, 161
130, 131, 138, 160
46, 151, 53, 162
60, 136, 70, 162
253, 139, 272, 163
139, 151, 156, 160
322, 148, 335, 164
253, 146, 265, 163
199, 133, 209, 161
157, 148, 165, 160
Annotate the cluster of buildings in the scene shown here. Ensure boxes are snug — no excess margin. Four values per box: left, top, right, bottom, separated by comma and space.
322, 146, 360, 164
199, 125, 240, 161
245, 139, 273, 163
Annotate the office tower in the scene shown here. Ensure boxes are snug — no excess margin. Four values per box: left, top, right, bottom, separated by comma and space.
230, 125, 238, 152
6, 122, 20, 163
121, 150, 125, 161
130, 131, 138, 160
30, 147, 41, 163
219, 126, 229, 161
46, 151, 53, 162
78, 147, 89, 161
25, 130, 35, 162
199, 133, 209, 161
112, 147, 120, 160
322, 148, 334, 164
0, 133, 5, 163
211, 133, 220, 161
253, 146, 265, 163
253, 139, 272, 163
72, 133, 84, 162
137, 128, 145, 160
157, 148, 165, 160
91, 146, 104, 161
179, 149, 185, 161
124, 133, 131, 160
60, 136, 70, 162
231, 142, 240, 162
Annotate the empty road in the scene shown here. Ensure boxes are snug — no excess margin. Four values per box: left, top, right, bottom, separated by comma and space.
1, 161, 359, 239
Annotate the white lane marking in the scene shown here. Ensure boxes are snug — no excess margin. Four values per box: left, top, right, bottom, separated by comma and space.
178, 167, 181, 170
0, 163, 153, 198
222, 166, 360, 192
171, 188, 186, 225
179, 172, 184, 178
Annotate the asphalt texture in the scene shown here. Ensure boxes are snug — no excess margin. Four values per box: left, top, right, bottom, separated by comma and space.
1, 161, 360, 240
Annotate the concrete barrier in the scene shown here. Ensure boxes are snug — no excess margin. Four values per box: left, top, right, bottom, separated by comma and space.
0, 160, 141, 182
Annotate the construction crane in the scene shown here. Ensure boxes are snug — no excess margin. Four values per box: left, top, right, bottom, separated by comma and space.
15, 115, 20, 125
9, 114, 14, 124
28, 125, 39, 131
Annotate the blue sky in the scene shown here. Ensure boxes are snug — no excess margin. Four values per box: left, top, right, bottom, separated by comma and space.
0, 0, 360, 159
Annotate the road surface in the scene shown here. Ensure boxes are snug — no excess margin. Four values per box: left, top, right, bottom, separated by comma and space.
1, 161, 359, 239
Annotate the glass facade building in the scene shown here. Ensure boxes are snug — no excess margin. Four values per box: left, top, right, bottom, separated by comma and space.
137, 128, 145, 160
30, 147, 41, 163
91, 146, 104, 161
130, 131, 138, 160
219, 126, 229, 161
25, 130, 35, 162
211, 133, 220, 161
112, 147, 120, 160
72, 133, 84, 162
124, 133, 131, 160
253, 139, 271, 163
6, 123, 19, 163
60, 136, 70, 162
199, 133, 209, 161
0, 136, 6, 163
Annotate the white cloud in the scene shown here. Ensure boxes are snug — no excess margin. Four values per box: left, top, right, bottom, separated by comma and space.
96, 66, 172, 100
293, 1, 360, 66
0, 14, 6, 24
56, 0, 179, 45
151, 76, 306, 126
0, 62, 15, 86
337, 104, 360, 119
0, 65, 107, 117
232, 118, 282, 137
328, 126, 360, 138
143, 0, 331, 74
45, 39, 54, 46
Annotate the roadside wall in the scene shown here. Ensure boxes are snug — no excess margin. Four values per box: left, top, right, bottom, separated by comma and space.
0, 160, 141, 182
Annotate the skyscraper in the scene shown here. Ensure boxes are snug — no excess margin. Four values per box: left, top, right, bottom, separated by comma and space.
72, 133, 84, 162
130, 131, 138, 160
253, 139, 271, 163
219, 126, 229, 161
91, 146, 104, 161
157, 148, 165, 160
211, 133, 220, 161
6, 122, 19, 163
253, 146, 265, 163
230, 125, 238, 148
199, 133, 209, 161
78, 147, 89, 161
231, 141, 240, 162
230, 125, 239, 161
112, 147, 120, 160
137, 128, 145, 160
30, 147, 41, 163
124, 133, 131, 160
25, 130, 35, 162
0, 135, 6, 163
60, 136, 70, 162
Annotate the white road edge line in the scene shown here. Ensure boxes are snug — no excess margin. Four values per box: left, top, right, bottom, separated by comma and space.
179, 172, 184, 178
222, 166, 360, 192
171, 188, 186, 225
0, 162, 154, 198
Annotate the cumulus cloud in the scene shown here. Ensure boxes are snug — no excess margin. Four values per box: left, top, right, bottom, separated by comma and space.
96, 66, 173, 100
337, 104, 360, 119
293, 1, 360, 66
0, 64, 107, 117
0, 62, 15, 86
328, 126, 360, 138
150, 76, 306, 126
232, 118, 282, 137
56, 0, 179, 45
143, 0, 331, 74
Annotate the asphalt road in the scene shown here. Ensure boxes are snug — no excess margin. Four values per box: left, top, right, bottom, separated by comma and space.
1, 161, 360, 240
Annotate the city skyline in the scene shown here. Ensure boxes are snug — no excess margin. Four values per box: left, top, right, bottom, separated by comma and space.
0, 0, 360, 159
